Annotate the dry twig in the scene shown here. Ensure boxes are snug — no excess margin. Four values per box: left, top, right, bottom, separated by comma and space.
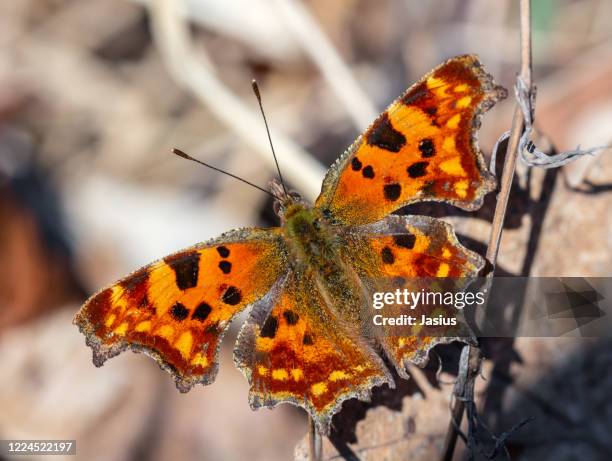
273, 0, 378, 130
148, 0, 325, 200
441, 0, 533, 459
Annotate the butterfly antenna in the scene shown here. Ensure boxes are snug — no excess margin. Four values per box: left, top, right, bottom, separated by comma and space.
251, 80, 288, 197
171, 148, 275, 199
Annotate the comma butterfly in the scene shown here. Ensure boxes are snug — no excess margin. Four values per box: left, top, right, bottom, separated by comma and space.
74, 55, 506, 434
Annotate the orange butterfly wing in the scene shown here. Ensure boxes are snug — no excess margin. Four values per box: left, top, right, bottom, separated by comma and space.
74, 228, 287, 392
315, 54, 506, 225
343, 215, 481, 379
234, 272, 393, 434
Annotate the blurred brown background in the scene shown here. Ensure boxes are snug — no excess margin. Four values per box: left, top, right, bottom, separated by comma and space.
0, 0, 611, 460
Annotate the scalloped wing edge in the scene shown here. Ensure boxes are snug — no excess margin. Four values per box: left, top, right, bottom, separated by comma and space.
362, 214, 482, 380
73, 226, 284, 393
316, 54, 506, 216
232, 276, 395, 435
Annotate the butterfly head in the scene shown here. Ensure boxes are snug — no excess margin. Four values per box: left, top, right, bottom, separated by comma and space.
269, 179, 306, 221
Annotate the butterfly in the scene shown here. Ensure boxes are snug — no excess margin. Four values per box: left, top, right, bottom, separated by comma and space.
74, 55, 506, 435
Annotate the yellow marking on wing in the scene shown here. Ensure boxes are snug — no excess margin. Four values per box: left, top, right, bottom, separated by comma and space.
398, 337, 407, 347
291, 369, 303, 381
439, 157, 466, 176
254, 390, 296, 401
110, 285, 124, 302
110, 286, 128, 312
454, 83, 469, 93
329, 371, 350, 382
436, 263, 450, 277
258, 366, 269, 376
191, 353, 208, 368
406, 226, 431, 253
353, 365, 365, 373
443, 137, 456, 152
456, 95, 472, 108
455, 180, 469, 198
272, 369, 289, 380
157, 324, 175, 341
147, 262, 204, 317
256, 337, 274, 352
427, 76, 446, 90
175, 331, 193, 359
311, 382, 327, 396
135, 320, 151, 332
113, 322, 128, 336
447, 114, 461, 129
105, 313, 116, 328
442, 248, 452, 258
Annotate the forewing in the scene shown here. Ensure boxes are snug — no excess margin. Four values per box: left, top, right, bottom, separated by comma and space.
343, 215, 482, 379
74, 227, 287, 392
234, 272, 393, 435
315, 55, 505, 225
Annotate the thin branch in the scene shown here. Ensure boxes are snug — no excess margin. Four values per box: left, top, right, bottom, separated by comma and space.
148, 0, 325, 201
273, 0, 378, 130
486, 0, 532, 266
440, 0, 533, 459
132, 0, 302, 62
308, 416, 322, 461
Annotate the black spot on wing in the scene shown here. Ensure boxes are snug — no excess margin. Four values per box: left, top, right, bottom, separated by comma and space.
261, 315, 278, 338
393, 234, 416, 249
218, 260, 232, 274
216, 246, 230, 258
222, 286, 242, 305
421, 180, 436, 196
283, 310, 299, 325
366, 112, 406, 153
407, 161, 428, 178
303, 333, 314, 345
424, 107, 437, 117
418, 138, 436, 158
382, 246, 395, 264
351, 157, 362, 171
165, 252, 200, 290
362, 165, 375, 179
424, 107, 440, 126
192, 302, 212, 321
401, 83, 439, 125
170, 302, 189, 321
383, 183, 402, 201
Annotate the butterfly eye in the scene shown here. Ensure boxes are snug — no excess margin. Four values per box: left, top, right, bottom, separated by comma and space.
288, 190, 302, 201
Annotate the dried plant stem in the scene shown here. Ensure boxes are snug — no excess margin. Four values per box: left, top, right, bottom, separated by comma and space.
274, 0, 378, 130
148, 0, 325, 201
486, 0, 532, 265
440, 1, 533, 460
308, 416, 322, 461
